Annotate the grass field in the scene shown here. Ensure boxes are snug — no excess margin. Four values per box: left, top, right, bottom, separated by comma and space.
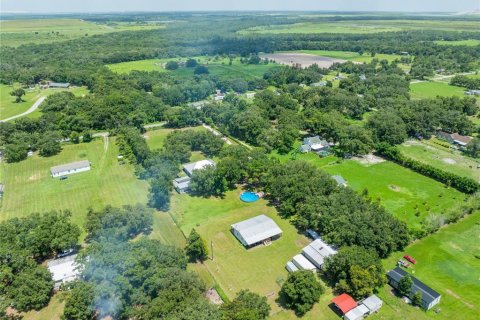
0, 19, 165, 47
0, 84, 89, 121
298, 50, 404, 64
377, 211, 480, 320
22, 293, 66, 320
409, 81, 466, 99
0, 137, 149, 234
434, 39, 480, 46
399, 140, 480, 181
239, 20, 480, 35
107, 56, 280, 80
144, 125, 207, 150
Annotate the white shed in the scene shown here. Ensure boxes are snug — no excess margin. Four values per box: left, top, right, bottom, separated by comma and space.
361, 294, 383, 314
292, 254, 317, 271
344, 304, 369, 320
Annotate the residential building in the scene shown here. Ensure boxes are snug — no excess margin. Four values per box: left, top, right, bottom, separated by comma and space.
292, 254, 317, 271
231, 214, 283, 247
387, 267, 441, 310
183, 159, 216, 177
50, 160, 91, 177
344, 304, 369, 320
361, 294, 383, 314
302, 136, 329, 152
48, 82, 70, 88
173, 176, 191, 193
436, 131, 472, 147
332, 293, 357, 315
47, 254, 79, 289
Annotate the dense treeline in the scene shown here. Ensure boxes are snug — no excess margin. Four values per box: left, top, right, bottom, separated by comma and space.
377, 145, 480, 194
450, 75, 480, 90
0, 211, 80, 313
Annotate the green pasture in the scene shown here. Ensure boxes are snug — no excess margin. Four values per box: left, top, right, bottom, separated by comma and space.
107, 56, 280, 80
0, 84, 89, 121
298, 50, 404, 63
239, 19, 480, 35
0, 138, 149, 234
434, 39, 480, 46
399, 141, 480, 181
410, 81, 466, 99
144, 125, 207, 150
0, 18, 165, 47
378, 212, 480, 320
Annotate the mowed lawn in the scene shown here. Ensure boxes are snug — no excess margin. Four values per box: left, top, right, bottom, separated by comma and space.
410, 81, 465, 99
0, 84, 89, 120
0, 137, 149, 232
376, 212, 480, 320
434, 39, 480, 46
107, 57, 280, 80
399, 140, 480, 182
168, 189, 312, 312
144, 125, 207, 150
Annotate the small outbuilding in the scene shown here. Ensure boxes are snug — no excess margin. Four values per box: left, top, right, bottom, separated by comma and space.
231, 214, 282, 248
47, 254, 79, 289
173, 176, 191, 193
332, 175, 347, 187
49, 82, 70, 89
303, 136, 329, 152
301, 238, 337, 269
292, 254, 317, 271
183, 159, 216, 177
332, 293, 357, 315
51, 160, 91, 177
285, 261, 299, 273
344, 304, 369, 320
361, 294, 383, 314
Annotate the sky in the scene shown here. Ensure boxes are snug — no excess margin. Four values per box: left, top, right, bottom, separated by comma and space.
1, 0, 479, 14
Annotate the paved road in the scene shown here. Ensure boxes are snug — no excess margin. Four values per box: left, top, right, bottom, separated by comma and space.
1, 96, 46, 122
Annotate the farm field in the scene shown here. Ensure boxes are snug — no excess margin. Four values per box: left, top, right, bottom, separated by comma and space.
298, 50, 404, 64
434, 39, 480, 46
0, 84, 89, 121
0, 19, 165, 47
399, 140, 480, 181
239, 20, 480, 35
107, 56, 280, 79
378, 211, 480, 320
409, 81, 466, 99
0, 137, 149, 233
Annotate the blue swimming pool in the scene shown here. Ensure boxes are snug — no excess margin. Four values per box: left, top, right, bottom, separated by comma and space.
240, 191, 260, 203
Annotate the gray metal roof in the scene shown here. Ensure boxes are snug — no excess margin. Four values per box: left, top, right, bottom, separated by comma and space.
231, 214, 282, 246
51, 160, 90, 175
361, 294, 382, 311
387, 267, 441, 304
173, 176, 191, 190
302, 238, 337, 268
49, 82, 70, 88
183, 159, 215, 177
345, 304, 369, 320
47, 254, 79, 285
332, 175, 347, 185
292, 254, 317, 271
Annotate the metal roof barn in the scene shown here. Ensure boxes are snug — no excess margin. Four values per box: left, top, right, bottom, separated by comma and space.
231, 214, 282, 247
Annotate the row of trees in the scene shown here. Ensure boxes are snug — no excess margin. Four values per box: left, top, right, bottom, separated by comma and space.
450, 74, 480, 90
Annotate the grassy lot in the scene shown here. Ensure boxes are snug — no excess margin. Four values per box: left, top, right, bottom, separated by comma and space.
22, 293, 66, 320
399, 140, 480, 181
0, 19, 164, 47
0, 84, 89, 121
168, 189, 313, 313
434, 39, 480, 46
239, 20, 480, 35
144, 125, 207, 150
107, 56, 280, 80
377, 211, 480, 320
298, 50, 404, 64
410, 81, 466, 99
0, 137, 149, 235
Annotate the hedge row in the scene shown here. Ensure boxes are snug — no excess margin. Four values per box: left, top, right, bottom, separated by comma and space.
377, 146, 479, 194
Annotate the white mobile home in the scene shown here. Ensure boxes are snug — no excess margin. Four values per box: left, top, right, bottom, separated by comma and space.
50, 160, 91, 177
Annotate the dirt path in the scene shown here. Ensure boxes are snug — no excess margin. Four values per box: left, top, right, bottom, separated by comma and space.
1, 96, 46, 122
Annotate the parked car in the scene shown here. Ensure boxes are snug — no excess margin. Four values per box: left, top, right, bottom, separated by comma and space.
404, 255, 417, 264
57, 248, 75, 258
60, 176, 68, 180
306, 229, 320, 240
398, 259, 410, 268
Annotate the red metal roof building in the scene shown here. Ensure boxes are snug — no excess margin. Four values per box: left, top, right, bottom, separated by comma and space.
331, 293, 357, 314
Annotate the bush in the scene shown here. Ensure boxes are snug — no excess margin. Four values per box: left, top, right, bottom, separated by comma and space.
194, 65, 209, 75
165, 61, 179, 70
280, 270, 324, 315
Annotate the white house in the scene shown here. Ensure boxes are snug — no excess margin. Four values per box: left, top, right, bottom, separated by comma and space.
47, 254, 79, 289
301, 238, 337, 269
292, 254, 317, 271
183, 159, 216, 177
361, 294, 383, 314
50, 160, 91, 177
231, 214, 282, 247
344, 304, 369, 320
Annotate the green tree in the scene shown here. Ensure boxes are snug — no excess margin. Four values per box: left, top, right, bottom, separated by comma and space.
189, 166, 227, 197
165, 61, 179, 70
412, 291, 423, 307
194, 65, 209, 75
63, 282, 96, 320
37, 131, 62, 157
70, 131, 80, 144
397, 274, 413, 297
82, 132, 93, 143
7, 266, 53, 312
280, 270, 324, 316
467, 137, 480, 158
10, 88, 26, 103
221, 289, 271, 320
4, 142, 28, 162
186, 58, 198, 68
185, 228, 209, 262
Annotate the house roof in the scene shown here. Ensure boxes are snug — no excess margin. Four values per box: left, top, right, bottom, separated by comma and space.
451, 133, 472, 146
332, 175, 347, 185
292, 254, 317, 270
387, 267, 441, 304
173, 176, 191, 190
286, 261, 299, 272
49, 82, 70, 88
183, 159, 215, 176
362, 294, 382, 311
51, 160, 90, 175
344, 304, 369, 320
231, 214, 282, 246
332, 293, 357, 314
299, 144, 311, 152
47, 254, 79, 284
301, 238, 336, 268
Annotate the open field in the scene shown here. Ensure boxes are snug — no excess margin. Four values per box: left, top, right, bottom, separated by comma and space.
0, 138, 149, 233
377, 211, 480, 320
260, 52, 347, 68
409, 81, 466, 99
399, 140, 480, 182
22, 293, 65, 320
0, 19, 165, 47
297, 50, 404, 64
0, 84, 89, 121
144, 125, 207, 150
434, 39, 480, 46
107, 56, 280, 79
240, 20, 480, 35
